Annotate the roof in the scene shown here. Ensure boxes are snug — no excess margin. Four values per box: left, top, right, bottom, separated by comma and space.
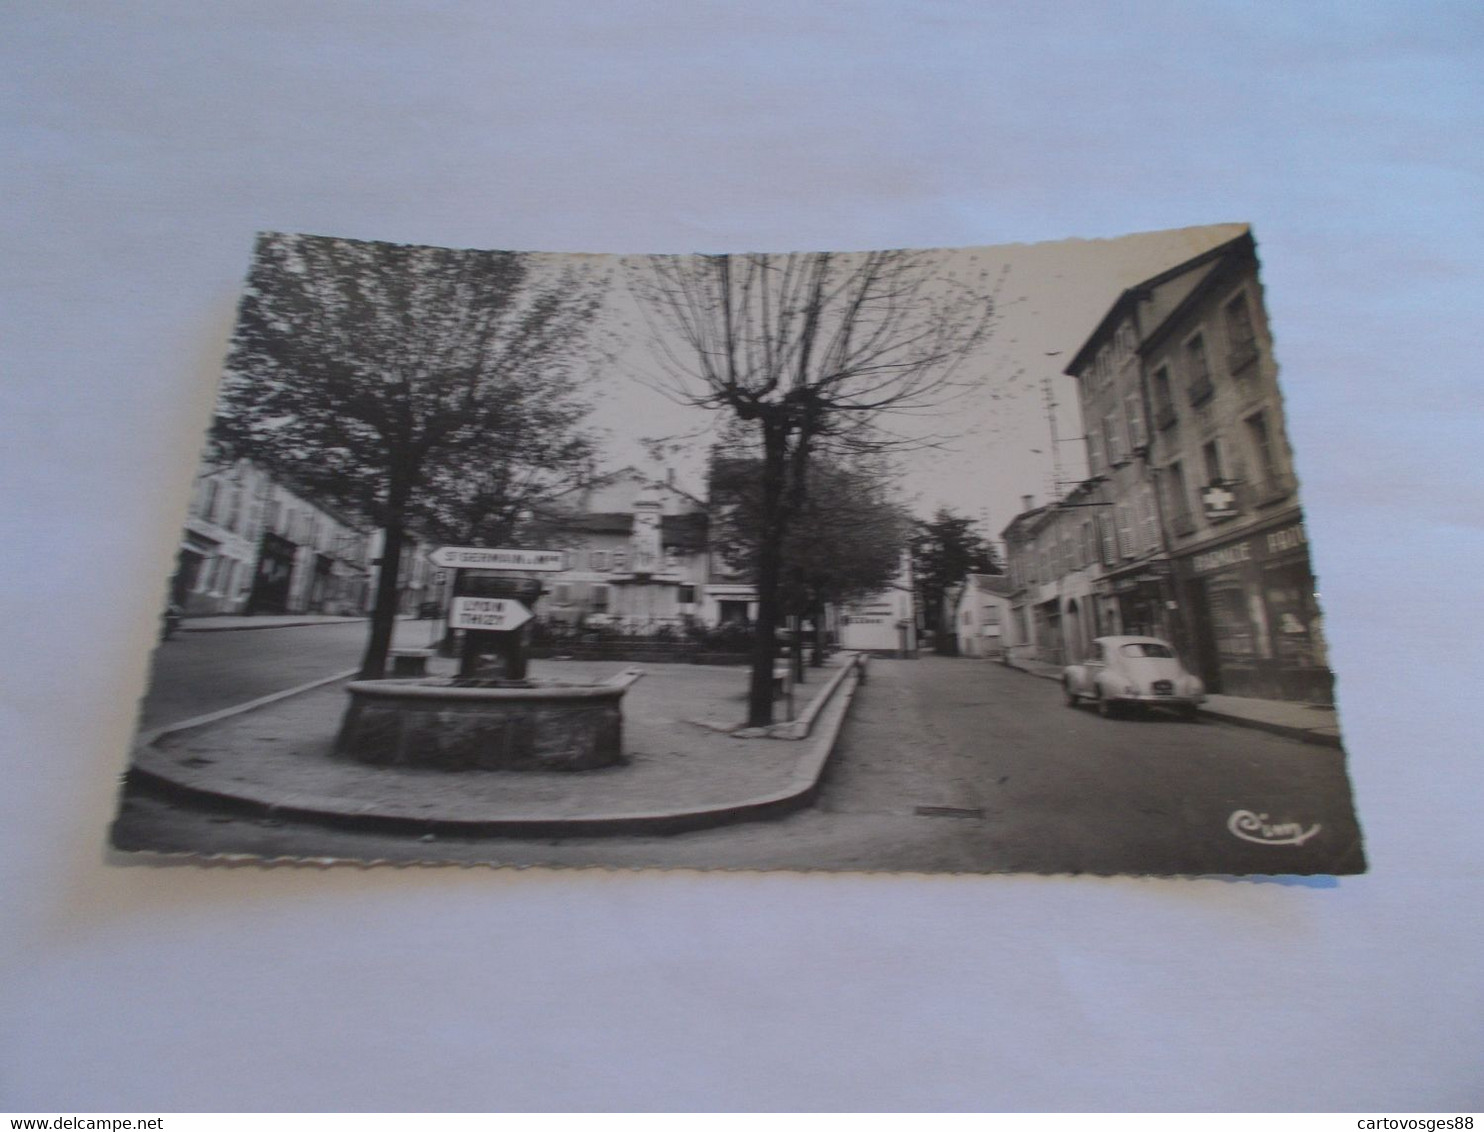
526, 509, 710, 552
967, 573, 1014, 596
1064, 229, 1253, 376
1093, 635, 1174, 647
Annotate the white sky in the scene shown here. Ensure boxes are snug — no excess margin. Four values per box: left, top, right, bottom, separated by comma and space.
577, 223, 1246, 541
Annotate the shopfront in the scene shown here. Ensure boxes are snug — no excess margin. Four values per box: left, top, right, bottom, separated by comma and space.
1176, 517, 1332, 703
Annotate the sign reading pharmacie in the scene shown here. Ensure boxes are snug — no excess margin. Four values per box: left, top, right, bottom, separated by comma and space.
429, 546, 566, 571
448, 596, 535, 632
1188, 521, 1308, 576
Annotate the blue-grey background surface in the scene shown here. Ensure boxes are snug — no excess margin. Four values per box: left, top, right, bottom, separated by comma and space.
2, 1, 1481, 1111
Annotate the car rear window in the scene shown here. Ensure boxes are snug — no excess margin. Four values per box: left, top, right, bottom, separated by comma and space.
1120, 643, 1174, 658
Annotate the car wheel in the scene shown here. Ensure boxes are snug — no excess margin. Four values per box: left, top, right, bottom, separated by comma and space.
1178, 703, 1200, 722
1096, 691, 1119, 719
1063, 680, 1078, 707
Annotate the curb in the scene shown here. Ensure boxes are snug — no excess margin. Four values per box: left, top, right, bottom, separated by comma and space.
1000, 660, 1343, 750
135, 667, 360, 749
126, 666, 866, 839
180, 618, 371, 634
1191, 711, 1343, 749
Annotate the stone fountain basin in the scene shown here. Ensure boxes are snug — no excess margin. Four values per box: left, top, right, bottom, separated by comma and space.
335, 669, 643, 772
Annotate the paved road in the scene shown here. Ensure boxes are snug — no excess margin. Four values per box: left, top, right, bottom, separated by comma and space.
117, 654, 1363, 874
136, 620, 442, 731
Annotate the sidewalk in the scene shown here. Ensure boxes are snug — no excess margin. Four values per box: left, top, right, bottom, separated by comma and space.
180, 613, 373, 632
1001, 655, 1343, 748
125, 654, 864, 838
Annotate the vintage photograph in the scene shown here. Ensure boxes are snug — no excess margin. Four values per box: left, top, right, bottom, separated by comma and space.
110, 223, 1365, 875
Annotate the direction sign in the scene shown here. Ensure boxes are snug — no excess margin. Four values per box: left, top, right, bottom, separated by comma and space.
430, 546, 565, 571
449, 597, 535, 632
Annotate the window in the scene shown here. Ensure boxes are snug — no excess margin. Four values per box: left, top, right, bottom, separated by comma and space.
201, 479, 221, 522
1086, 427, 1104, 476
1104, 411, 1126, 465
1125, 391, 1147, 451
1166, 461, 1194, 534
590, 550, 608, 571
553, 583, 572, 605
1116, 503, 1135, 559
1203, 440, 1224, 486
1186, 332, 1213, 405
1224, 292, 1258, 372
612, 550, 627, 571
1098, 512, 1117, 565
1121, 642, 1174, 658
1081, 520, 1096, 567
589, 584, 609, 612
1141, 485, 1161, 551
1151, 365, 1176, 429
678, 584, 696, 604
1246, 410, 1289, 500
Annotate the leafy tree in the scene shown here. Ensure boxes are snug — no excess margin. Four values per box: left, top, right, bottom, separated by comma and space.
910, 508, 1001, 653
629, 250, 996, 724
709, 449, 912, 675
215, 232, 604, 678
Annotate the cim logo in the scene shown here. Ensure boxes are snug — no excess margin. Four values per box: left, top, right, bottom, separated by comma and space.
1227, 809, 1322, 847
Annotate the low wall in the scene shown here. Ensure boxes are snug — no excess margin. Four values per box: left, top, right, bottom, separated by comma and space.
335, 677, 637, 771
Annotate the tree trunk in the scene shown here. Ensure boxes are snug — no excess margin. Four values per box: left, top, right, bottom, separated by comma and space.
359, 475, 411, 680
810, 601, 827, 667
746, 424, 790, 727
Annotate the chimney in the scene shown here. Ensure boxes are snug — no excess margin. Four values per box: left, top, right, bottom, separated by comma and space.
1021, 495, 1034, 512
666, 467, 675, 488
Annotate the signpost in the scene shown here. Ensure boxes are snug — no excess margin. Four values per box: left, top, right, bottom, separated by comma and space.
430, 546, 565, 571
449, 597, 535, 632
433, 547, 560, 682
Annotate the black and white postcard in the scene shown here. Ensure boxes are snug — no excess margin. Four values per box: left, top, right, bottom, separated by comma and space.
111, 223, 1366, 874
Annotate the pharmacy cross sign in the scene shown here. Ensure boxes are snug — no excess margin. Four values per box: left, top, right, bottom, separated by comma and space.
1201, 483, 1240, 520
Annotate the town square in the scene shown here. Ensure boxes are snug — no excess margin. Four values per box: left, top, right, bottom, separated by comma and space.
111, 223, 1364, 875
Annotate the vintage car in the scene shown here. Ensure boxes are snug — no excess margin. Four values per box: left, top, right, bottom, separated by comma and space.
1062, 635, 1206, 719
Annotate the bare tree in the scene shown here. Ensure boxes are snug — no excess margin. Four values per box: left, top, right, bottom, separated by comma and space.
628, 249, 997, 725
216, 232, 605, 679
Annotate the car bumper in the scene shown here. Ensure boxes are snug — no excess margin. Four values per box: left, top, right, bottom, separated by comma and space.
1111, 693, 1204, 707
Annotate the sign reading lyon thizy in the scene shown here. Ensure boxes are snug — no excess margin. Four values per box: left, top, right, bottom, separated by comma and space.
430, 546, 565, 571
449, 597, 535, 632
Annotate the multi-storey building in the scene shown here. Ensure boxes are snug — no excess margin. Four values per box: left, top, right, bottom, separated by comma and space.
1003, 230, 1332, 703
1001, 481, 1106, 667
1139, 235, 1329, 702
172, 456, 374, 617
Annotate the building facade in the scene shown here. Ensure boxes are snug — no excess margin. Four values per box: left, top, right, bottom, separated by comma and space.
954, 573, 1015, 658
1138, 236, 1329, 702
838, 551, 918, 656
172, 456, 375, 618
531, 468, 713, 631
1001, 231, 1332, 703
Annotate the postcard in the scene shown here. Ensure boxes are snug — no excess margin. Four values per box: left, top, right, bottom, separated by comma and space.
110, 224, 1365, 874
